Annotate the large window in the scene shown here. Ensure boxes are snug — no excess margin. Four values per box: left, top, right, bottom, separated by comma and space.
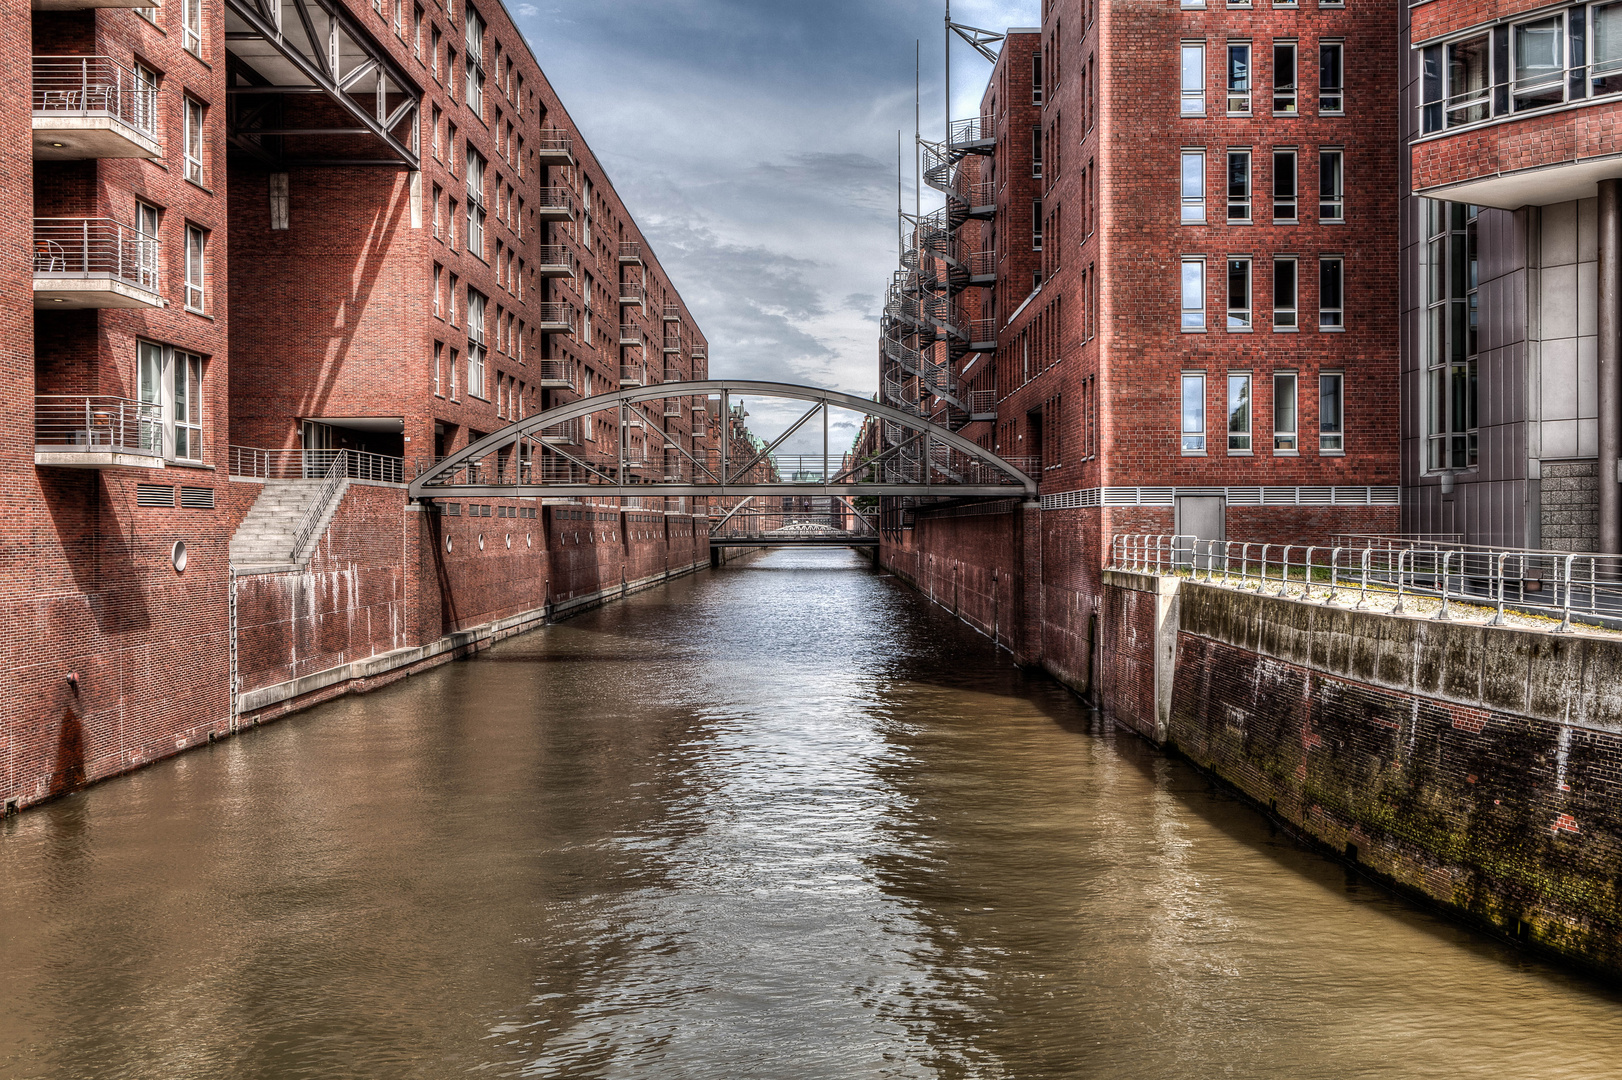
1319, 372, 1344, 453
1228, 373, 1252, 452
1273, 148, 1297, 221
1274, 41, 1298, 114
136, 202, 161, 291
465, 7, 486, 117
138, 341, 204, 461
184, 225, 206, 313
1182, 372, 1207, 452
467, 289, 487, 398
184, 98, 205, 185
132, 63, 158, 136
1319, 149, 1344, 221
1598, 1, 1622, 93
1447, 35, 1492, 125
1227, 257, 1251, 329
1181, 257, 1206, 330
1032, 199, 1044, 250
1181, 149, 1206, 222
183, 0, 202, 55
466, 150, 485, 259
1228, 43, 1252, 113
1515, 16, 1565, 109
1273, 256, 1298, 329
1227, 149, 1251, 221
1425, 200, 1479, 470
1319, 257, 1344, 329
1182, 43, 1206, 114
1273, 371, 1298, 451
1319, 41, 1344, 113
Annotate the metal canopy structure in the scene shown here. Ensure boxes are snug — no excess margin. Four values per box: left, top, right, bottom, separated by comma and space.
224, 0, 421, 168
407, 380, 1038, 501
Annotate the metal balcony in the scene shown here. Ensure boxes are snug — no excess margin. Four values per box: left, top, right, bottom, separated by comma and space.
663, 335, 681, 355
663, 366, 685, 382
618, 242, 641, 265
968, 317, 997, 352
34, 218, 162, 309
663, 303, 680, 322
534, 245, 574, 279
534, 128, 574, 166
534, 303, 575, 334
535, 187, 575, 222
33, 57, 161, 159
967, 250, 996, 286
623, 411, 646, 429
619, 324, 644, 348
691, 344, 707, 361
620, 364, 645, 387
663, 398, 683, 417
35, 395, 166, 469
948, 116, 996, 155
539, 417, 582, 445
537, 359, 575, 389
618, 280, 644, 306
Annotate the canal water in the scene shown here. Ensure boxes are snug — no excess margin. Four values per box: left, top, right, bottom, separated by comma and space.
3, 549, 1622, 1079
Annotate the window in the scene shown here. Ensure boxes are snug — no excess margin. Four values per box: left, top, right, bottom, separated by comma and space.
1033, 52, 1044, 103
1227, 373, 1252, 452
414, 5, 424, 56
1319, 372, 1344, 452
449, 272, 459, 325
1446, 35, 1491, 126
1227, 257, 1251, 329
1273, 372, 1298, 451
450, 347, 459, 399
1319, 256, 1344, 329
1228, 43, 1252, 113
582, 271, 593, 345
432, 25, 442, 80
138, 341, 205, 461
184, 226, 206, 313
467, 289, 486, 398
1182, 372, 1207, 451
432, 183, 442, 238
431, 105, 441, 158
1274, 42, 1297, 113
1181, 257, 1206, 330
1273, 256, 1298, 328
1319, 41, 1345, 114
1032, 126, 1043, 178
1597, 3, 1622, 95
1032, 199, 1043, 250
1227, 149, 1251, 222
1272, 148, 1297, 221
434, 341, 444, 396
1512, 17, 1565, 110
136, 202, 161, 291
1181, 150, 1206, 222
1319, 149, 1344, 221
447, 122, 457, 173
465, 7, 486, 117
182, 0, 202, 55
132, 63, 158, 136
1181, 44, 1206, 115
184, 98, 205, 185
466, 151, 485, 259
1424, 200, 1479, 470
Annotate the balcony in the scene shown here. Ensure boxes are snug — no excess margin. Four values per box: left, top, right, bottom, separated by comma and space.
35, 395, 166, 469
537, 359, 575, 389
691, 344, 707, 361
619, 324, 644, 348
967, 249, 996, 287
539, 417, 582, 445
535, 128, 574, 166
33, 57, 161, 160
663, 303, 680, 322
534, 303, 575, 334
663, 334, 681, 355
968, 317, 997, 352
664, 398, 683, 417
535, 188, 575, 222
623, 410, 647, 429
618, 242, 641, 265
618, 280, 644, 307
948, 116, 996, 155
620, 364, 645, 387
663, 366, 685, 382
34, 218, 162, 309
534, 245, 574, 279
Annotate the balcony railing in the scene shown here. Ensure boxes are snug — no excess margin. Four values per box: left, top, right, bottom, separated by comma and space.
534, 245, 574, 278
34, 217, 161, 306
539, 417, 582, 445
618, 280, 645, 305
618, 241, 641, 264
36, 395, 164, 460
691, 344, 707, 361
663, 398, 683, 417
619, 324, 644, 347
228, 446, 405, 482
663, 303, 681, 321
663, 367, 685, 383
620, 364, 645, 386
534, 187, 575, 220
537, 359, 575, 389
968, 317, 997, 346
535, 128, 574, 162
967, 249, 996, 279
33, 56, 161, 159
663, 334, 681, 353
948, 116, 995, 147
534, 303, 575, 333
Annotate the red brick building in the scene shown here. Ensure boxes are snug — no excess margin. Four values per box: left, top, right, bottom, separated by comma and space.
882, 0, 1401, 689
3, 0, 712, 812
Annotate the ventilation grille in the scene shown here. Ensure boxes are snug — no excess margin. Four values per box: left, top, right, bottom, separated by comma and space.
179, 486, 215, 509
444, 503, 461, 516
136, 484, 174, 508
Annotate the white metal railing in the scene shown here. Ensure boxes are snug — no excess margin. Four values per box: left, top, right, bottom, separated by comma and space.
534, 245, 573, 272
291, 450, 348, 559
620, 364, 644, 386
538, 418, 582, 445
535, 128, 573, 156
619, 241, 641, 262
535, 187, 574, 213
619, 280, 645, 303
534, 303, 575, 331
949, 116, 994, 145
663, 398, 683, 417
663, 303, 681, 320
36, 395, 164, 457
619, 324, 643, 347
34, 218, 159, 293
691, 344, 707, 360
33, 56, 159, 136
536, 359, 574, 388
1110, 533, 1622, 631
229, 446, 404, 482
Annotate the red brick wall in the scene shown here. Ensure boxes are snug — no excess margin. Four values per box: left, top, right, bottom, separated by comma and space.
1411, 102, 1622, 194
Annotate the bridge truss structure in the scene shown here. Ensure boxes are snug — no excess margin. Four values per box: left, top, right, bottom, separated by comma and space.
407, 381, 1037, 513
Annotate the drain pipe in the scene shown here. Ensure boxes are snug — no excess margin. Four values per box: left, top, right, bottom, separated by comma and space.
1599, 179, 1621, 555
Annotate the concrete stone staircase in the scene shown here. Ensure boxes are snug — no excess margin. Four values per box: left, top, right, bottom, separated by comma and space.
229, 479, 349, 572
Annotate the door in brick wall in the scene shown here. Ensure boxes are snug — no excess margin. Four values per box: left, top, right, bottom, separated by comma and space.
1175, 496, 1225, 569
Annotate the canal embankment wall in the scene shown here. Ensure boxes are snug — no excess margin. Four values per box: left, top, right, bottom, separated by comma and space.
1102, 568, 1622, 979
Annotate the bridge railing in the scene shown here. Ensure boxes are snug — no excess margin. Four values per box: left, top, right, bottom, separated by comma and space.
1109, 533, 1622, 631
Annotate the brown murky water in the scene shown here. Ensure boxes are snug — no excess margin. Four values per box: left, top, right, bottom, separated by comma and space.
3, 548, 1622, 1079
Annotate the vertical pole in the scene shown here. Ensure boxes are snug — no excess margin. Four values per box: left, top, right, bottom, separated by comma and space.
944, 1, 951, 158
1599, 179, 1621, 554
915, 41, 922, 221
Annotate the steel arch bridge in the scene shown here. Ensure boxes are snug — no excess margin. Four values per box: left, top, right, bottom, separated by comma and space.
407, 380, 1036, 501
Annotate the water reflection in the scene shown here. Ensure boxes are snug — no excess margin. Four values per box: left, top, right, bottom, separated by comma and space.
1, 549, 1620, 1079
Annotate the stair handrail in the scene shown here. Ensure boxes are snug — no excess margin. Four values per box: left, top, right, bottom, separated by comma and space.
290, 449, 348, 560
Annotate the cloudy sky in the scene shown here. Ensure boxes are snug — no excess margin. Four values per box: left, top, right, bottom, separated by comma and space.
510, 0, 1037, 442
